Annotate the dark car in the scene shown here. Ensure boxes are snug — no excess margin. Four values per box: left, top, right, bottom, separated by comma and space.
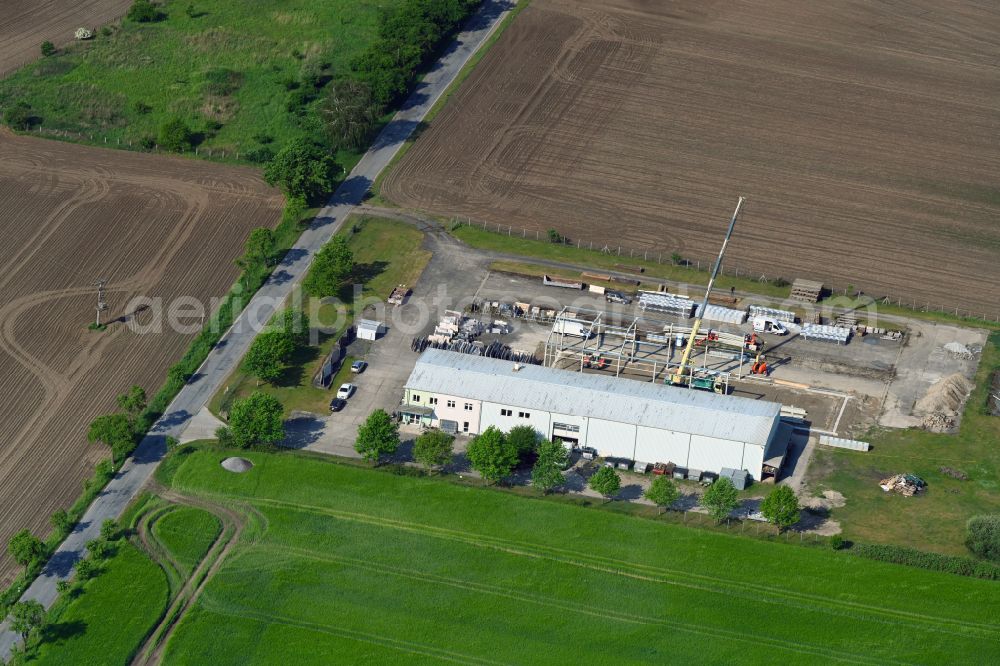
351, 360, 368, 374
329, 398, 347, 412
605, 290, 632, 304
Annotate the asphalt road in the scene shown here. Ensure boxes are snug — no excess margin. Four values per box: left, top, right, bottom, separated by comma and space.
0, 1, 512, 658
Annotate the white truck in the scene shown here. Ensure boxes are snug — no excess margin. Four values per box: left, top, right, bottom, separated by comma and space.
752, 316, 789, 335
551, 318, 592, 338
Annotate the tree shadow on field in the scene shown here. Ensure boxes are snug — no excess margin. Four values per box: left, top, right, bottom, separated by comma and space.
40, 619, 87, 645
273, 344, 321, 387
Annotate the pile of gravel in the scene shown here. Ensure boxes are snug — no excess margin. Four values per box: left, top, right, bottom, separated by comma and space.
221, 457, 253, 473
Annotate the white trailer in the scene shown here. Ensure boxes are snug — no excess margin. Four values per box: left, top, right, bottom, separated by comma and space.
551, 318, 592, 338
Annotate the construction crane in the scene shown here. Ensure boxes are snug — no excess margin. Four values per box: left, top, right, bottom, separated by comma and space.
670, 196, 745, 391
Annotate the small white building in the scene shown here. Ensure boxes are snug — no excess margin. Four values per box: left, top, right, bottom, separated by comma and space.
357, 319, 384, 341
401, 349, 787, 481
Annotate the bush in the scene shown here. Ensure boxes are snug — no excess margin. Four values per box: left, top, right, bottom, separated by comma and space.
244, 146, 275, 164
851, 542, 1000, 580
127, 0, 164, 23
547, 229, 563, 243
829, 535, 845, 551
132, 100, 152, 114
40, 41, 56, 57
3, 102, 34, 130
966, 515, 1000, 562
158, 117, 193, 152
773, 277, 791, 288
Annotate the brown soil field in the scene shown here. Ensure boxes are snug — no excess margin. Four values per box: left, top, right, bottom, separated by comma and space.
383, 0, 1000, 317
0, 130, 281, 582
0, 0, 132, 76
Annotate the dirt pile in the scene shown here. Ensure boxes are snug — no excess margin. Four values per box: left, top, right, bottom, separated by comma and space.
914, 373, 972, 417
221, 457, 254, 473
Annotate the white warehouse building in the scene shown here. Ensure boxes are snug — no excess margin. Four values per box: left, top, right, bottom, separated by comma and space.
401, 349, 787, 481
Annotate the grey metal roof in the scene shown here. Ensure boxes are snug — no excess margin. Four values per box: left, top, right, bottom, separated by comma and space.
358, 319, 382, 331
406, 349, 780, 446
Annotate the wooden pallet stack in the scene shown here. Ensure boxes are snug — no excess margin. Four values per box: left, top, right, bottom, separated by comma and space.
790, 278, 823, 303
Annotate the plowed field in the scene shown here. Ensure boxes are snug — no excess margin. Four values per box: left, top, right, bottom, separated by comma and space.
0, 130, 281, 582
0, 0, 132, 76
383, 0, 1000, 316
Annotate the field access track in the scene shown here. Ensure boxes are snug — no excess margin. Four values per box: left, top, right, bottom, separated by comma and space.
383, 0, 1000, 315
0, 130, 281, 583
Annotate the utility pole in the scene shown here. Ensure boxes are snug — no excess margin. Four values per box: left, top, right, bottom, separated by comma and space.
93, 279, 108, 327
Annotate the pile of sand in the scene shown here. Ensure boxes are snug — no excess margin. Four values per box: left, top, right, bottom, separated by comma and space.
914, 373, 972, 415
221, 457, 253, 473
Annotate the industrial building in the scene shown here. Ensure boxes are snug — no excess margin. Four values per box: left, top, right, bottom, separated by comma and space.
401, 349, 787, 481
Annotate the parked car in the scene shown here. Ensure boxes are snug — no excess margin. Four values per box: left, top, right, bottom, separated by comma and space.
351, 360, 368, 374
329, 398, 347, 412
336, 383, 356, 399
605, 290, 632, 304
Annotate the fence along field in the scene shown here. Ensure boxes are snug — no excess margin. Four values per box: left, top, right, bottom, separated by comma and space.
382, 0, 1000, 317
0, 129, 281, 583
0, 0, 133, 77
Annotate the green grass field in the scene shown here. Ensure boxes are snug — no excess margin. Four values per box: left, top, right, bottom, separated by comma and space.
0, 0, 387, 159
31, 542, 168, 665
809, 332, 1000, 555
152, 507, 222, 577
211, 215, 430, 415
158, 447, 1000, 664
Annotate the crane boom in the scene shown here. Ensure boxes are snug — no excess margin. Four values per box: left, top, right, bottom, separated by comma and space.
671, 196, 746, 385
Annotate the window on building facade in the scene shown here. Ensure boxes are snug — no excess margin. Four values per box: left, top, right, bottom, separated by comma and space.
501, 408, 512, 416
429, 397, 438, 405
553, 422, 579, 433
464, 403, 473, 411
462, 421, 469, 432
518, 411, 530, 419
447, 400, 456, 408
412, 394, 421, 403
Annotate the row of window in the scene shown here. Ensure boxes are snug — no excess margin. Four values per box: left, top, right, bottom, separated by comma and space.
500, 408, 531, 419
410, 394, 473, 410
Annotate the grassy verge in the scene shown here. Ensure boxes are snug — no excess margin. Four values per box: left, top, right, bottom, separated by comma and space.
151, 507, 222, 577
454, 223, 792, 298
368, 0, 531, 204
28, 541, 168, 665
0, 0, 382, 158
808, 332, 1000, 555
210, 215, 431, 416
153, 446, 1000, 664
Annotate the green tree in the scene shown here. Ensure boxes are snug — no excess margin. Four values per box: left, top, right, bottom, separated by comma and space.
355, 409, 400, 465
506, 424, 538, 459
760, 485, 800, 532
8, 529, 44, 567
87, 412, 135, 463
303, 236, 354, 298
127, 0, 163, 23
9, 600, 45, 642
263, 138, 338, 201
40, 41, 56, 56
589, 466, 621, 502
531, 439, 568, 494
185, 3, 197, 18
242, 329, 294, 383
50, 509, 73, 534
86, 538, 111, 560
466, 426, 518, 484
702, 477, 739, 523
966, 515, 1000, 562
100, 519, 119, 542
278, 308, 311, 347
413, 429, 454, 473
75, 558, 97, 580
116, 384, 147, 428
226, 391, 285, 448
644, 476, 679, 513
319, 78, 379, 152
3, 102, 33, 130
158, 117, 193, 152
237, 227, 275, 273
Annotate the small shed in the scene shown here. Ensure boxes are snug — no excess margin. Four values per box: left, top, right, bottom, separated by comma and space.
357, 319, 384, 341
720, 467, 752, 490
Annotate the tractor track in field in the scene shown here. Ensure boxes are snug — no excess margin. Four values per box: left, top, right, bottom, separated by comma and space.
130, 488, 249, 666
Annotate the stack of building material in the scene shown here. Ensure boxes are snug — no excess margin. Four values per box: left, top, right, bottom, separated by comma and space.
638, 292, 695, 317
694, 304, 748, 324
747, 305, 796, 323
801, 323, 851, 344
819, 435, 870, 452
879, 474, 925, 496
790, 279, 823, 302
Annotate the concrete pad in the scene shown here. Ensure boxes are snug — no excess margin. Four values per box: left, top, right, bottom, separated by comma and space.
179, 407, 225, 444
